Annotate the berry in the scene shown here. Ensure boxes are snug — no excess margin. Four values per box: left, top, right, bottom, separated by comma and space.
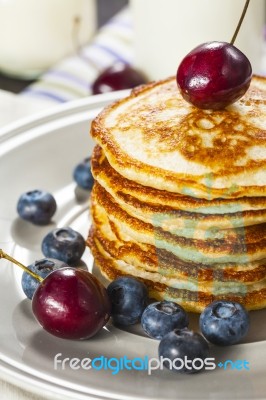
176, 41, 252, 110
158, 328, 210, 374
92, 62, 147, 94
199, 300, 250, 346
141, 301, 189, 339
32, 267, 111, 340
41, 227, 85, 265
17, 190, 56, 225
107, 276, 148, 326
73, 157, 94, 190
22, 258, 68, 299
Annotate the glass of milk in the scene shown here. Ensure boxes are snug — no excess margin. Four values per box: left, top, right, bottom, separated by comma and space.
130, 0, 265, 80
0, 0, 96, 78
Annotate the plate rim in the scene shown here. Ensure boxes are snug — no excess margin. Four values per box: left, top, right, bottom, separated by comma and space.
1, 90, 266, 400
0, 90, 130, 400
0, 90, 129, 143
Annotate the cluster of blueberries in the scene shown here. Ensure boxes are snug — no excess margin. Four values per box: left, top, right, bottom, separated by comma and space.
17, 157, 250, 375
18, 157, 94, 298
107, 276, 250, 374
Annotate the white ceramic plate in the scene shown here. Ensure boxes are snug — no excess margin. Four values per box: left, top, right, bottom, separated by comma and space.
0, 93, 266, 400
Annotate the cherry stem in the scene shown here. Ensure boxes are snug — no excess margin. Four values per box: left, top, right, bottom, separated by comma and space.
0, 249, 43, 282
230, 0, 250, 45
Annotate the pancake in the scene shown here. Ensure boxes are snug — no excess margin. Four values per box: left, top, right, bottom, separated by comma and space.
92, 145, 266, 214
91, 146, 266, 232
91, 75, 266, 200
90, 199, 266, 285
88, 230, 266, 312
92, 182, 266, 265
88, 74, 266, 312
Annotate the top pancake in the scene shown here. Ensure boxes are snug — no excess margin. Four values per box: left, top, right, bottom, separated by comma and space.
91, 75, 266, 199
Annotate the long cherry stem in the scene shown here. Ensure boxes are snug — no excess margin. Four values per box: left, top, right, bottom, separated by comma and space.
230, 0, 250, 45
0, 249, 43, 282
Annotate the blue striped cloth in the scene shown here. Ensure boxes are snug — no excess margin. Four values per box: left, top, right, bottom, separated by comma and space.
20, 7, 266, 105
20, 8, 133, 104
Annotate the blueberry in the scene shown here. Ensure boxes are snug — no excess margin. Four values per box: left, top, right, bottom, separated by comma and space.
199, 300, 250, 346
158, 328, 210, 374
73, 157, 94, 190
141, 301, 189, 339
107, 276, 148, 326
41, 227, 85, 265
17, 190, 56, 225
22, 258, 68, 299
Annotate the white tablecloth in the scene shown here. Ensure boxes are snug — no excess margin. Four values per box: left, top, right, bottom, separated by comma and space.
0, 379, 48, 400
0, 89, 54, 128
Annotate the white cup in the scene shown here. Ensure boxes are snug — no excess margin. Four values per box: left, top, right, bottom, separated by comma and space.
131, 0, 265, 80
0, 0, 96, 78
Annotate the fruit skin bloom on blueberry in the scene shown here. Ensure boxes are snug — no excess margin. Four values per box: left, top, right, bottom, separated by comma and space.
73, 157, 94, 190
199, 300, 250, 346
17, 190, 56, 225
158, 328, 210, 374
107, 276, 148, 326
22, 258, 68, 299
42, 227, 85, 265
141, 301, 189, 340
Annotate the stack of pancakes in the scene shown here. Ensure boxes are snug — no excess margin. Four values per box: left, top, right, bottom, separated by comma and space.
88, 75, 266, 312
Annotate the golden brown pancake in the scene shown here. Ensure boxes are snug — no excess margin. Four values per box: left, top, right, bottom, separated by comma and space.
91, 146, 266, 231
88, 230, 266, 312
87, 75, 266, 312
91, 76, 266, 200
90, 200, 266, 285
92, 145, 266, 213
92, 182, 266, 265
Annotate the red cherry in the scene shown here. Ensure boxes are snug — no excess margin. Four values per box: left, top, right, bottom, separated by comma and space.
32, 267, 111, 340
92, 62, 147, 94
176, 41, 252, 110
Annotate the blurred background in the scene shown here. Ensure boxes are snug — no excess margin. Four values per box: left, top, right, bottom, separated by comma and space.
98, 0, 128, 27
0, 0, 265, 121
0, 0, 129, 93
